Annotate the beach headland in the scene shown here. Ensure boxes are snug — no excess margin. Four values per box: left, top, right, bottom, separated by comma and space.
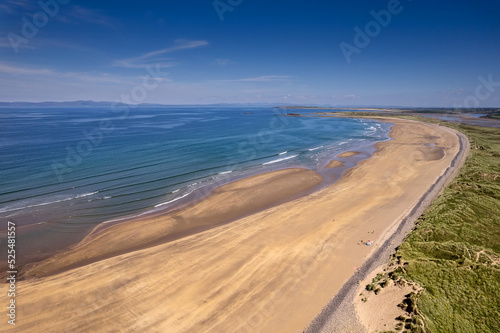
6, 118, 466, 333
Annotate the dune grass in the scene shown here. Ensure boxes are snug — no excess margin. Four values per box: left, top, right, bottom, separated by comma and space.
367, 116, 500, 333
340, 113, 500, 332
394, 120, 500, 333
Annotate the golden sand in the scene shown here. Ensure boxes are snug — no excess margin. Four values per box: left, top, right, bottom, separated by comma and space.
354, 265, 421, 332
325, 160, 344, 168
22, 168, 323, 278
3, 118, 461, 332
337, 151, 361, 158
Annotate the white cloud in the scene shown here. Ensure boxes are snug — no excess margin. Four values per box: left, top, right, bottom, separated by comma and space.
0, 62, 169, 86
0, 63, 54, 76
0, 36, 88, 52
56, 5, 116, 29
215, 58, 231, 66
0, 0, 38, 14
114, 39, 209, 68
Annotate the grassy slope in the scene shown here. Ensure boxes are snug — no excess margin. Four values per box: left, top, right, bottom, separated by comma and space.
366, 115, 500, 332
395, 119, 500, 333
341, 113, 500, 332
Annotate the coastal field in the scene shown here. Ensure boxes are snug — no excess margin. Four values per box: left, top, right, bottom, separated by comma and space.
2, 118, 464, 332
351, 116, 500, 333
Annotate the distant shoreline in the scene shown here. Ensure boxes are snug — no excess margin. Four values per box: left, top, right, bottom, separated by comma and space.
277, 106, 408, 112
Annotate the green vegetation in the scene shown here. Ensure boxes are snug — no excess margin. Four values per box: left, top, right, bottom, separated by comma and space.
394, 120, 500, 333
379, 116, 500, 332
487, 111, 500, 119
278, 106, 500, 116
354, 113, 500, 332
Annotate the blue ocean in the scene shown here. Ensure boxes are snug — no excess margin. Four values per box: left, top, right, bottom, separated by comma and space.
0, 106, 391, 263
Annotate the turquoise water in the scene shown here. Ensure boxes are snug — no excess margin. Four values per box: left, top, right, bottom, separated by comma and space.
0, 106, 391, 261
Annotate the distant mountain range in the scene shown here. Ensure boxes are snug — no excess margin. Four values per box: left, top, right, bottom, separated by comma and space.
0, 101, 126, 108
0, 101, 295, 108
2, 101, 497, 111
0, 100, 411, 109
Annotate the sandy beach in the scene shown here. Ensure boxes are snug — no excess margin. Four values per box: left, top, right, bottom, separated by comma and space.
21, 168, 324, 278
325, 160, 344, 168
336, 151, 361, 158
2, 118, 464, 332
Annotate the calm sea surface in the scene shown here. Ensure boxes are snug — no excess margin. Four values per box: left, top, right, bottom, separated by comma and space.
0, 106, 392, 262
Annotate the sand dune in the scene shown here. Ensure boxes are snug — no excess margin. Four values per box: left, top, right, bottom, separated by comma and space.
2, 118, 462, 332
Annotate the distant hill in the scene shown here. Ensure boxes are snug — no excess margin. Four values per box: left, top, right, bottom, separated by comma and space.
0, 101, 294, 108
0, 101, 127, 108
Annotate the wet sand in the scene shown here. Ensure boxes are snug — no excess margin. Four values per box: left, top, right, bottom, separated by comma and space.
3, 118, 463, 333
22, 168, 324, 278
308, 121, 469, 333
337, 151, 361, 158
325, 160, 345, 168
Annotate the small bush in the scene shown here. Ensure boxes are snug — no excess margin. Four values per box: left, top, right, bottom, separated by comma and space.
388, 118, 500, 332
373, 273, 384, 282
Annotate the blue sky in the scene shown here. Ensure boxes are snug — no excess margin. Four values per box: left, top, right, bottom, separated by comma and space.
1, 0, 499, 106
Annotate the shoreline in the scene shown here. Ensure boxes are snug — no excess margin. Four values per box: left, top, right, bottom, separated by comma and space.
2, 118, 391, 272
18, 145, 375, 279
306, 120, 469, 332
20, 168, 324, 278
84, 146, 376, 239
7, 117, 465, 332
12, 142, 387, 276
